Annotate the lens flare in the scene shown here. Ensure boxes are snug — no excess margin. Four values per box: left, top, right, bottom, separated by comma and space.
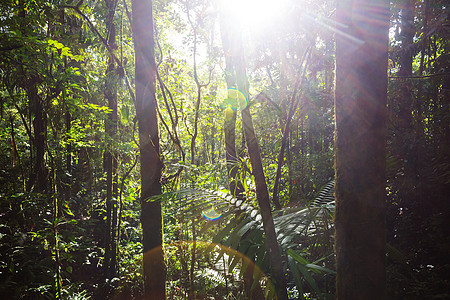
223, 88, 247, 110
201, 207, 222, 221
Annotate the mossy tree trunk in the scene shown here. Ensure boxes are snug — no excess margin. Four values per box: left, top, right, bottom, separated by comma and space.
334, 0, 389, 298
132, 0, 166, 298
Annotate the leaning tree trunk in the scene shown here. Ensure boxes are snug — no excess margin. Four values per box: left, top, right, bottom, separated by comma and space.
334, 0, 389, 298
241, 100, 289, 300
219, 7, 288, 300
219, 13, 263, 300
132, 0, 166, 298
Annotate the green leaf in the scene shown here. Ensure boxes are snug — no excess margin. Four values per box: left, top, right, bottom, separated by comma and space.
305, 263, 335, 274
288, 256, 305, 299
287, 248, 309, 265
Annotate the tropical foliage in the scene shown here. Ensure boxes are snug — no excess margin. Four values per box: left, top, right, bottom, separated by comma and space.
0, 0, 448, 299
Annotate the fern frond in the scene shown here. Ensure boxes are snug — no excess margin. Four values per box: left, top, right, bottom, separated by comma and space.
194, 267, 227, 287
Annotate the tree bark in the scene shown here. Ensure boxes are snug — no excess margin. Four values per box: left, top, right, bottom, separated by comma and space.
334, 0, 389, 298
104, 0, 118, 281
220, 9, 287, 299
220, 13, 262, 300
241, 103, 288, 300
397, 0, 414, 137
28, 81, 48, 193
132, 0, 166, 298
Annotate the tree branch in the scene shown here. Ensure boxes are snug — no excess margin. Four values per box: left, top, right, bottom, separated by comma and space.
62, 4, 135, 103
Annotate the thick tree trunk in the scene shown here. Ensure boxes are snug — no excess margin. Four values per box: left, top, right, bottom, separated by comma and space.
397, 0, 414, 145
399, 0, 414, 78
416, 0, 427, 181
132, 0, 166, 298
334, 0, 389, 298
396, 0, 418, 219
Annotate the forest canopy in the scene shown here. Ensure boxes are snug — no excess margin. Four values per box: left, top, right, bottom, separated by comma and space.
0, 0, 449, 299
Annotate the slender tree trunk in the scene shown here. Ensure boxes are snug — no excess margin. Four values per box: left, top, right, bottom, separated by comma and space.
308, 125, 313, 177
220, 14, 262, 300
287, 127, 293, 202
185, 8, 209, 294
53, 188, 62, 299
110, 160, 119, 277
28, 82, 47, 193
219, 9, 287, 299
211, 124, 216, 163
241, 103, 288, 300
221, 21, 244, 196
419, 0, 428, 76
64, 109, 72, 201
190, 87, 202, 165
334, 0, 389, 297
272, 46, 310, 209
224, 108, 245, 197
189, 222, 196, 300
10, 116, 19, 169
300, 117, 305, 197
132, 0, 166, 298
104, 0, 118, 281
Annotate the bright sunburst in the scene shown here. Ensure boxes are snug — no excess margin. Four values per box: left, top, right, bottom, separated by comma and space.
219, 0, 287, 30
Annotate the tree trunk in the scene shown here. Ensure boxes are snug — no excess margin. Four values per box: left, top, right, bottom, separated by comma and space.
220, 19, 244, 195
224, 108, 245, 197
64, 108, 72, 202
397, 0, 414, 143
104, 0, 118, 281
241, 104, 288, 300
334, 0, 389, 298
220, 14, 262, 300
28, 81, 48, 193
220, 9, 287, 299
132, 0, 166, 298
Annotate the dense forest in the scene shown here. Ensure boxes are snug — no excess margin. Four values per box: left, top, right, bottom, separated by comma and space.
0, 0, 448, 299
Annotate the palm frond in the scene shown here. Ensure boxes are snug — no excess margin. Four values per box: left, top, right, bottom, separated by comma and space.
311, 180, 335, 208
151, 180, 336, 299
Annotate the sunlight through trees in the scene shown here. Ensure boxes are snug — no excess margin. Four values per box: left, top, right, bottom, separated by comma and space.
0, 0, 448, 298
